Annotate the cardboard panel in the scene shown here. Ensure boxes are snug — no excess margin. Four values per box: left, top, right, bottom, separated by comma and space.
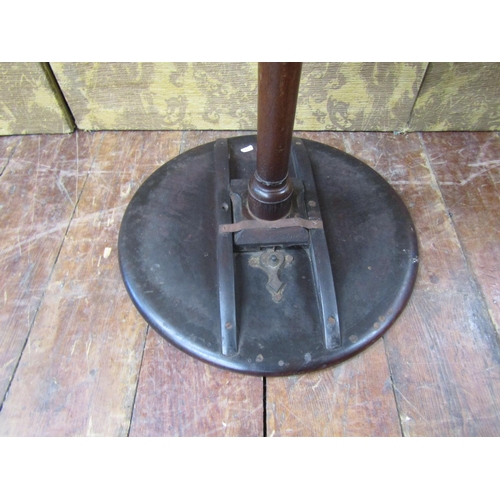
409, 62, 500, 131
0, 63, 74, 135
51, 62, 427, 131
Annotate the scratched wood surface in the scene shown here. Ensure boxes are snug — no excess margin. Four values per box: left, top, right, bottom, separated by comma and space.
0, 131, 182, 435
0, 136, 20, 175
0, 133, 97, 402
0, 130, 499, 436
129, 131, 263, 437
344, 132, 500, 436
266, 131, 500, 436
420, 133, 500, 333
266, 132, 402, 437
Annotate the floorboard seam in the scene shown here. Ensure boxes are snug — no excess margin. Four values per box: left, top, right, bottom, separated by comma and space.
126, 325, 150, 437
340, 131, 406, 436
418, 132, 500, 342
0, 136, 22, 178
125, 132, 183, 437
382, 337, 405, 437
179, 131, 188, 154
263, 377, 267, 437
0, 131, 105, 412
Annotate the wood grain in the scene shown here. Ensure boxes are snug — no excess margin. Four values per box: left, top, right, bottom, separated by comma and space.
0, 131, 183, 436
0, 130, 499, 436
267, 340, 401, 436
409, 63, 500, 131
420, 132, 500, 333
0, 63, 74, 135
0, 133, 97, 402
129, 130, 263, 437
266, 132, 402, 437
0, 135, 21, 175
129, 331, 263, 437
344, 132, 500, 436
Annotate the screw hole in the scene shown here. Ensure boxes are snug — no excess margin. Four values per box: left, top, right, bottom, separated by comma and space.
222, 203, 229, 211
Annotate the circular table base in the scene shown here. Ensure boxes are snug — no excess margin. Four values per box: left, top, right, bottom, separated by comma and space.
118, 136, 418, 376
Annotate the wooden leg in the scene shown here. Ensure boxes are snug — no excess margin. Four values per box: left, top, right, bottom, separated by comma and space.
248, 62, 302, 220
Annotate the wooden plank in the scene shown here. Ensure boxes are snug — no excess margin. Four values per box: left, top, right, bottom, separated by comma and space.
266, 132, 402, 437
0, 131, 183, 436
267, 341, 402, 436
0, 135, 21, 175
50, 63, 426, 132
129, 331, 263, 437
0, 133, 97, 402
344, 132, 500, 436
409, 63, 500, 131
129, 131, 263, 437
2, 130, 498, 437
420, 132, 500, 333
0, 63, 74, 135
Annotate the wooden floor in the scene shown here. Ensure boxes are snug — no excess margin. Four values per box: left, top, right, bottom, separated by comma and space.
0, 130, 499, 436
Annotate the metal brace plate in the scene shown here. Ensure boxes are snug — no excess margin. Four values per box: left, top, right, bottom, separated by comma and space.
248, 249, 294, 303
220, 218, 323, 233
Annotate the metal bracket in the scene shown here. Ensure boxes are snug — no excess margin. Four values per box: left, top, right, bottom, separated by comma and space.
214, 137, 341, 355
220, 218, 323, 233
292, 138, 341, 349
249, 249, 294, 303
229, 178, 311, 249
214, 139, 238, 356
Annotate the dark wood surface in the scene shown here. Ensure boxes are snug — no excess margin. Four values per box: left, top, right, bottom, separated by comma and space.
248, 63, 301, 220
0, 130, 499, 436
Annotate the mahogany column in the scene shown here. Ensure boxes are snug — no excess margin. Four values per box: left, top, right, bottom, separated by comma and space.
248, 62, 302, 221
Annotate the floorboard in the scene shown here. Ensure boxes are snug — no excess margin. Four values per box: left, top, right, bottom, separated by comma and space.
0, 133, 97, 403
421, 132, 500, 332
0, 135, 21, 176
345, 132, 500, 436
266, 132, 402, 437
0, 130, 498, 436
129, 131, 263, 437
0, 132, 182, 435
129, 330, 263, 437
